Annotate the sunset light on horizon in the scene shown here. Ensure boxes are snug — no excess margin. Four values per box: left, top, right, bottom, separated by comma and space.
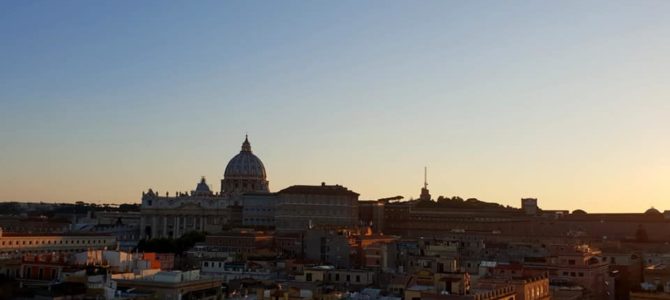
1, 1, 669, 213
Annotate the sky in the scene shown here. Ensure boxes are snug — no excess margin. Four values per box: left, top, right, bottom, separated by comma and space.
1, 1, 669, 212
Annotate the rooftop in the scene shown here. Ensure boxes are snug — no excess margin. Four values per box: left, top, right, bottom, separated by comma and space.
278, 183, 359, 196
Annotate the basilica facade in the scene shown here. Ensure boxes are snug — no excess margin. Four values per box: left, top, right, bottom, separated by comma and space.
139, 136, 360, 239
139, 136, 271, 239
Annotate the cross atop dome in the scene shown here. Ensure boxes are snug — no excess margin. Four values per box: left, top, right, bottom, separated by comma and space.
241, 134, 252, 152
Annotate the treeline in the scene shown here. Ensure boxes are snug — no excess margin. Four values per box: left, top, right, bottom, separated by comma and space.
0, 202, 140, 216
135, 231, 206, 255
415, 196, 518, 210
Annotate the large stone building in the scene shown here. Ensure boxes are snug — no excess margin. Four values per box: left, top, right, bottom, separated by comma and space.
0, 229, 117, 259
274, 184, 359, 232
140, 136, 360, 239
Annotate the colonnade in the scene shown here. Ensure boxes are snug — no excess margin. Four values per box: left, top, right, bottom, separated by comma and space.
139, 214, 209, 239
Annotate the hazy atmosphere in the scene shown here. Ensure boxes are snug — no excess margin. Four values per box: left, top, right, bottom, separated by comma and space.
1, 1, 669, 212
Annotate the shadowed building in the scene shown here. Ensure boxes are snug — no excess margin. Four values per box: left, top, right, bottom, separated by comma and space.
275, 183, 359, 232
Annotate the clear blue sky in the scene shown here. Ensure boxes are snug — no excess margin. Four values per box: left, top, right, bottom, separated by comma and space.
1, 1, 669, 212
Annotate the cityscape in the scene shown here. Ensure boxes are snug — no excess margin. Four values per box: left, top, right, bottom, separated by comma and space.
1, 1, 669, 300
0, 137, 668, 299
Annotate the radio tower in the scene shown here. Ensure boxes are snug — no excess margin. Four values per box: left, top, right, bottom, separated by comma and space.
420, 166, 431, 201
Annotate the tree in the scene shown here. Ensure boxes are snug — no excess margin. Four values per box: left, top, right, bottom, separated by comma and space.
635, 224, 649, 242
136, 231, 206, 254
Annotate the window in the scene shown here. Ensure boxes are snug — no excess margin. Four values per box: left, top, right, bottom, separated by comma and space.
306, 273, 312, 282
356, 275, 360, 283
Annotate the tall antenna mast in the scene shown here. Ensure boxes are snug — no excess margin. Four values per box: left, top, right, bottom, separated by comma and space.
424, 166, 428, 189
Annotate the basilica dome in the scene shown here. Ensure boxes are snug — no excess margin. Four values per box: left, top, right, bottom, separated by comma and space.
224, 136, 267, 179
221, 136, 269, 195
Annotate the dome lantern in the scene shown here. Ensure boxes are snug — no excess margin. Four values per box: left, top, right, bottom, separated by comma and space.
241, 134, 252, 152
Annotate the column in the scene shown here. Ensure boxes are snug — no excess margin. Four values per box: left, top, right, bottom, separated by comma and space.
151, 216, 157, 239
200, 216, 205, 232
174, 215, 180, 238
162, 216, 168, 238
173, 215, 178, 238
139, 216, 146, 239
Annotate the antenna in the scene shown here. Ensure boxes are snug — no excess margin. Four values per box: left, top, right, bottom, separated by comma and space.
424, 166, 428, 189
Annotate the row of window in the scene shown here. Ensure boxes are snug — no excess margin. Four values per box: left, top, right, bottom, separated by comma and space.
562, 271, 585, 277
148, 216, 226, 226
230, 182, 260, 189
203, 261, 225, 268
1, 239, 110, 247
275, 209, 354, 216
278, 199, 354, 205
0, 248, 95, 256
244, 208, 274, 212
305, 272, 365, 283
243, 218, 273, 223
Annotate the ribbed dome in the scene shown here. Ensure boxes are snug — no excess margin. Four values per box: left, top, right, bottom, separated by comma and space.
224, 136, 267, 179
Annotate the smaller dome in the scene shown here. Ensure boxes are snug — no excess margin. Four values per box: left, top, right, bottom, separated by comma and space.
193, 177, 212, 196
572, 209, 587, 215
645, 207, 661, 215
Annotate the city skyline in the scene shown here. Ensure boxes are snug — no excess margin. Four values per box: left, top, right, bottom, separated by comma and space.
2, 1, 669, 212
